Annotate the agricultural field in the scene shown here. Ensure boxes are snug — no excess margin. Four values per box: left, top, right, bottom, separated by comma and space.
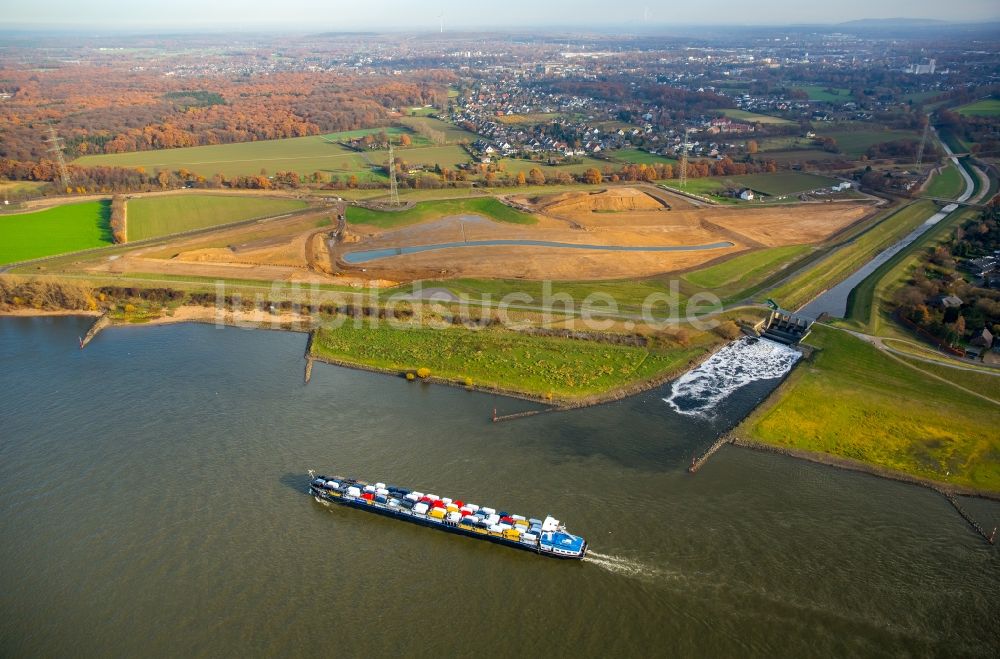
739, 325, 1000, 492
310, 320, 714, 401
955, 98, 1000, 117
496, 156, 611, 177
794, 86, 852, 103
396, 145, 470, 170
660, 178, 727, 199
73, 127, 470, 181
924, 163, 964, 199
0, 201, 112, 264
611, 149, 677, 165
716, 109, 793, 124
0, 180, 48, 199
767, 201, 936, 310
495, 112, 564, 125
817, 129, 922, 157
346, 197, 537, 228
725, 172, 838, 196
758, 149, 844, 163
126, 194, 309, 241
397, 116, 478, 144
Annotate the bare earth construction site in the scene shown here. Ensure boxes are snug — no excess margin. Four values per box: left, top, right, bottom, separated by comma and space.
75, 187, 875, 286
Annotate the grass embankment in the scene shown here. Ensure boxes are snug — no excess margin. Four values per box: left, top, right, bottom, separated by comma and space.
738, 325, 1000, 493
682, 245, 811, 301
346, 197, 537, 228
0, 201, 112, 264
310, 320, 714, 402
127, 194, 308, 240
924, 163, 964, 199
768, 201, 935, 310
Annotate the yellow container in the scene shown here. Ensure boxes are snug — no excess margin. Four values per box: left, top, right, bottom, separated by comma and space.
446, 504, 459, 512
503, 530, 521, 540
429, 508, 446, 519
514, 520, 528, 528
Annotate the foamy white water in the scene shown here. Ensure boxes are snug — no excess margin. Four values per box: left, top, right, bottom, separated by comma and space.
664, 337, 800, 417
583, 551, 673, 582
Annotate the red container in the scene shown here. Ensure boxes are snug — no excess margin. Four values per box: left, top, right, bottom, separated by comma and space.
362, 492, 375, 501
500, 516, 514, 524
432, 499, 444, 508
454, 500, 464, 508
419, 496, 433, 503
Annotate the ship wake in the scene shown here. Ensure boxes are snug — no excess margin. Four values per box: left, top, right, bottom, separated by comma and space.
664, 337, 800, 417
583, 551, 671, 582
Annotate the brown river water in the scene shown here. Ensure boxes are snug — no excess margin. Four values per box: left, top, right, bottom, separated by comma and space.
1, 317, 997, 657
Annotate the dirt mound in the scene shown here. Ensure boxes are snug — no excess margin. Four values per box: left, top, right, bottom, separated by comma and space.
539, 188, 666, 216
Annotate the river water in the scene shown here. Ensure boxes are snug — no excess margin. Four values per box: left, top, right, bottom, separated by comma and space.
1, 317, 997, 657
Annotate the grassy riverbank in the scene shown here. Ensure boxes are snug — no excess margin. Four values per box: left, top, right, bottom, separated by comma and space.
736, 325, 1000, 493
310, 320, 718, 402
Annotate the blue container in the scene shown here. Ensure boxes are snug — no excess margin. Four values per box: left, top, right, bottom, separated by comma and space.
375, 495, 388, 504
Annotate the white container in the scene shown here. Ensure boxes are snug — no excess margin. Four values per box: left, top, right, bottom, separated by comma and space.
498, 523, 513, 531
375, 482, 386, 489
522, 533, 537, 542
441, 497, 452, 505
411, 491, 424, 499
446, 512, 461, 523
375, 487, 389, 496
413, 502, 429, 514
324, 481, 339, 489
425, 494, 438, 501
388, 499, 399, 507
363, 485, 376, 493
404, 493, 420, 502
512, 514, 526, 521
488, 524, 503, 533
465, 504, 480, 513
485, 514, 501, 526
346, 486, 362, 497
481, 507, 496, 515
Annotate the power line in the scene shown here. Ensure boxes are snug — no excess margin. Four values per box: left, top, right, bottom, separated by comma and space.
679, 127, 691, 189
44, 123, 71, 189
388, 143, 400, 207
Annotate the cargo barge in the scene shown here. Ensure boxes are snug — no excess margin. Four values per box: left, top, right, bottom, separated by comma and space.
308, 471, 587, 559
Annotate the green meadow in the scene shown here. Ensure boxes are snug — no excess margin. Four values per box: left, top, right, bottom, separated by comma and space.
126, 194, 308, 240
0, 201, 112, 264
311, 321, 711, 400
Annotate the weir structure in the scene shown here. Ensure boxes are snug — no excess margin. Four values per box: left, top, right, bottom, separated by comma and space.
756, 299, 813, 345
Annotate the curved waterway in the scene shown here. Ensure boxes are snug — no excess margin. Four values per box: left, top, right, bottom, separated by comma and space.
343, 239, 734, 263
1, 317, 997, 657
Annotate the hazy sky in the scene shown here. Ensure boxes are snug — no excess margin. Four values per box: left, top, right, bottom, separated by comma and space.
6, 0, 1000, 29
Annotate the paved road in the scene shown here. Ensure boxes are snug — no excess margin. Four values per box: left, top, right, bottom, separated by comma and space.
798, 133, 974, 320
